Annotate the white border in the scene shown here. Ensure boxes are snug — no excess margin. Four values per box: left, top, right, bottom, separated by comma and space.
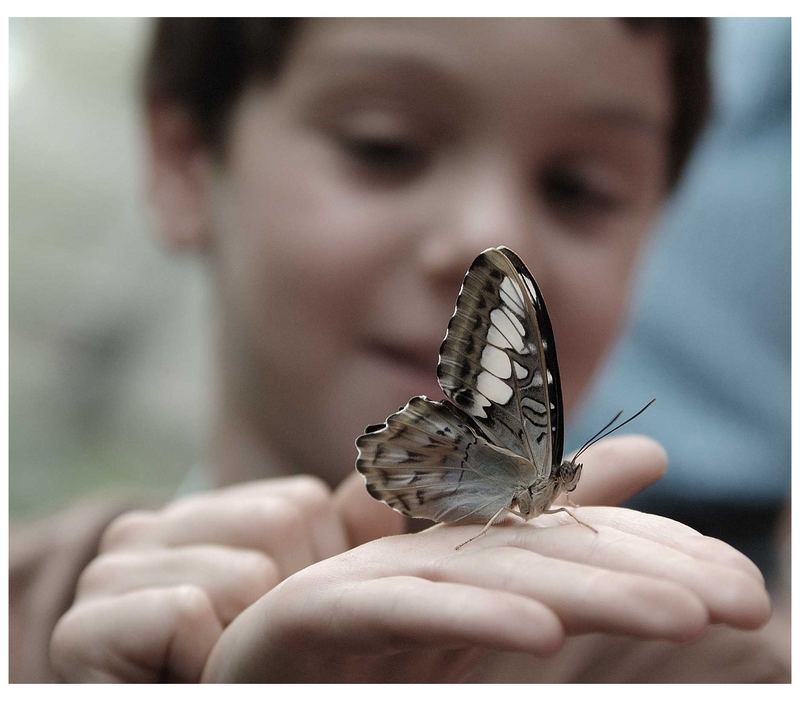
3, 7, 797, 696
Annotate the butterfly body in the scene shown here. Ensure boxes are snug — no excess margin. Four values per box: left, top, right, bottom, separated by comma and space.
356, 246, 593, 537
513, 458, 583, 519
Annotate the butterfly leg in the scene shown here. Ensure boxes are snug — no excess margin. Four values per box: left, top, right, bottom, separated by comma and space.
455, 506, 511, 550
544, 506, 598, 533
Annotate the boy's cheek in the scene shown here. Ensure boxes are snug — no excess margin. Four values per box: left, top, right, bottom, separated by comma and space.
552, 285, 630, 411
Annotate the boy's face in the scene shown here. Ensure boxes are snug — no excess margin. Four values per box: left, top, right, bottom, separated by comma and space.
181, 19, 671, 483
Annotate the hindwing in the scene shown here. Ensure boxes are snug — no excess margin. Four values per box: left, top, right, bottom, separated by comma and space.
355, 396, 532, 523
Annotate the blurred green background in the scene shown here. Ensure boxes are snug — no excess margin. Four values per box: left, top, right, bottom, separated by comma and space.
10, 18, 212, 519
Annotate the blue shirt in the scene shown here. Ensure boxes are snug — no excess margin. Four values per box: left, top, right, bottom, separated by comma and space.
568, 19, 790, 523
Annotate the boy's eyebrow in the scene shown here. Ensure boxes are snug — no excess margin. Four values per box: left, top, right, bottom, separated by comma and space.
293, 47, 475, 114
301, 47, 668, 137
579, 105, 667, 136
298, 47, 469, 94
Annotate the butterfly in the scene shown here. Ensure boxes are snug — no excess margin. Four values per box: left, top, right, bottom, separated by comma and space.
356, 246, 653, 548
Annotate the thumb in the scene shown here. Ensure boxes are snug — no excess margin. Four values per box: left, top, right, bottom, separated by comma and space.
332, 471, 407, 547
565, 434, 667, 506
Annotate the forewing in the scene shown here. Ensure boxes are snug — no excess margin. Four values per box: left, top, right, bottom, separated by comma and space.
355, 396, 528, 523
436, 246, 564, 476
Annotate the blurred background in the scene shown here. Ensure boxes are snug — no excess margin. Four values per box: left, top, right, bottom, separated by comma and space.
10, 18, 213, 518
9, 17, 790, 563
571, 17, 790, 578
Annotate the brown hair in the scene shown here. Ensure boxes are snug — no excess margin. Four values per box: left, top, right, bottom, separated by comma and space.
144, 18, 710, 187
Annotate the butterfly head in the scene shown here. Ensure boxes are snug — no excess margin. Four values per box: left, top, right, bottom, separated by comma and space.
554, 459, 583, 493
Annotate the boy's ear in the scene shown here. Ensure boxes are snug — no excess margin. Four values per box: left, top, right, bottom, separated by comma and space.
145, 98, 215, 251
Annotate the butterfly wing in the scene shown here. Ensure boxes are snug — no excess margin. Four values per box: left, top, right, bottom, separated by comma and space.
356, 396, 531, 523
436, 246, 564, 477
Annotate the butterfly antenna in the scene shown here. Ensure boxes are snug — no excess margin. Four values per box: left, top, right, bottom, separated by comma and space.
572, 398, 656, 462
572, 410, 624, 459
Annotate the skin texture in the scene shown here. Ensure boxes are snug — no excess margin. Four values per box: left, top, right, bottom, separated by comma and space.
50, 437, 770, 682
202, 437, 769, 682
153, 18, 671, 486
49, 19, 773, 682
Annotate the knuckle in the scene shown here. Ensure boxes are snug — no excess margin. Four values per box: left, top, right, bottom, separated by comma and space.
162, 492, 212, 518
585, 567, 624, 597
50, 608, 81, 660
254, 498, 304, 536
75, 553, 122, 596
170, 585, 215, 628
50, 605, 95, 676
278, 503, 305, 538
99, 510, 154, 551
239, 552, 280, 595
291, 475, 331, 505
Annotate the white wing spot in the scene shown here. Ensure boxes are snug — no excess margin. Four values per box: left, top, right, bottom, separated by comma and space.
470, 392, 492, 419
487, 325, 512, 349
532, 370, 543, 387
481, 345, 512, 378
499, 276, 525, 315
490, 308, 525, 353
507, 310, 525, 336
477, 371, 513, 405
513, 361, 529, 379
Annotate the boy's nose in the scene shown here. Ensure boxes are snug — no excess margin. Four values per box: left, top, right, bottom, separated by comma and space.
418, 163, 535, 289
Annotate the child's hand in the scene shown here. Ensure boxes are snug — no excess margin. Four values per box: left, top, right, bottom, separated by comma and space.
49, 475, 404, 682
201, 436, 770, 683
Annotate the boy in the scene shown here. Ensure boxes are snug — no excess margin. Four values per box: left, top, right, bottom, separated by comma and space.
12, 19, 787, 682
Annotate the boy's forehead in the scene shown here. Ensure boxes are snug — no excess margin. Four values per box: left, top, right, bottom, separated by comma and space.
287, 18, 671, 130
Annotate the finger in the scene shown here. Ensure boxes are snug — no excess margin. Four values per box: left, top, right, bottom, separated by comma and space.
76, 546, 280, 625
334, 576, 564, 656
214, 476, 349, 559
333, 470, 407, 547
543, 506, 764, 584
668, 534, 765, 585
564, 434, 667, 506
505, 521, 771, 630
439, 546, 708, 641
426, 507, 761, 586
50, 586, 222, 682
102, 498, 317, 578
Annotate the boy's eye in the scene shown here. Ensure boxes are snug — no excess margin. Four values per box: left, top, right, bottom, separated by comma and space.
340, 135, 428, 178
541, 167, 624, 219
